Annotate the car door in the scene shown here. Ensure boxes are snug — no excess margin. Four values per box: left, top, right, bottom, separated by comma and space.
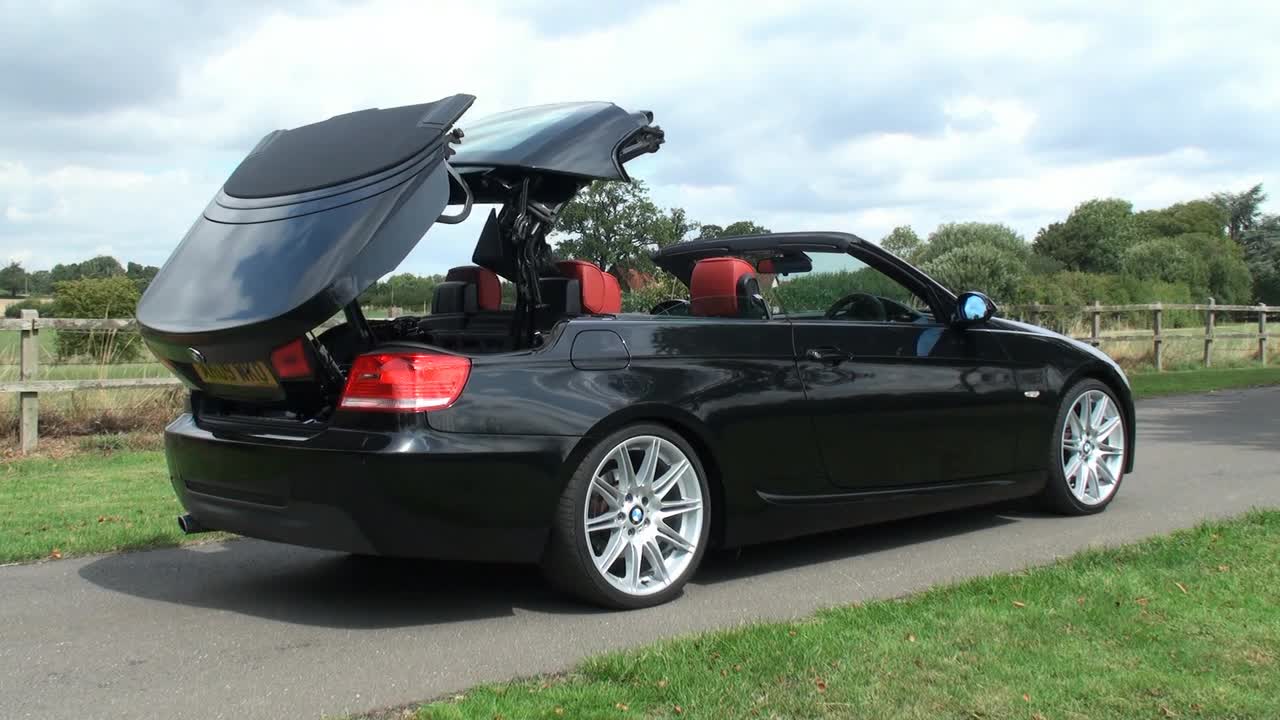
776, 251, 1025, 490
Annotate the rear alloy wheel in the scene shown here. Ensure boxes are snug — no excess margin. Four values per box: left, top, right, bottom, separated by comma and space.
1040, 379, 1126, 514
543, 424, 710, 609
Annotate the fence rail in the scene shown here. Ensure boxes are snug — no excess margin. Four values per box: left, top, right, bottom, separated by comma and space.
4, 302, 1278, 453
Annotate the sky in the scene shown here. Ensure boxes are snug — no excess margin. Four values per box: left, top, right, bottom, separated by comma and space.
2, 0, 1278, 277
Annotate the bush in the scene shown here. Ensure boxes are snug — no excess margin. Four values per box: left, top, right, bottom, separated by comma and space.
1121, 238, 1208, 291
621, 275, 688, 313
916, 222, 1030, 265
1016, 272, 1199, 330
3, 298, 55, 318
51, 276, 143, 362
921, 243, 1027, 301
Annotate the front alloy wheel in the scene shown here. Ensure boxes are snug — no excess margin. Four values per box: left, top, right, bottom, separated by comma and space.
1041, 379, 1126, 514
544, 424, 710, 608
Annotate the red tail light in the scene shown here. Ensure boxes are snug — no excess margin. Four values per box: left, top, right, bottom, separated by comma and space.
270, 338, 313, 379
339, 352, 471, 412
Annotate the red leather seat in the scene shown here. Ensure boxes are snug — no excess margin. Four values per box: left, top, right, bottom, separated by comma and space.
690, 257, 765, 318
556, 260, 622, 314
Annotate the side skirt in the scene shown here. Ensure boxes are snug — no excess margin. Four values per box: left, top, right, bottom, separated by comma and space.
723, 471, 1046, 548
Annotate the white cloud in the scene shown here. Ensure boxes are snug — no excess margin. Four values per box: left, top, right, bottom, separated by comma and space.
1, 0, 1278, 276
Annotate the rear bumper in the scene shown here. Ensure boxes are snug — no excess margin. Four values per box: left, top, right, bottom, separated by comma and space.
164, 414, 579, 562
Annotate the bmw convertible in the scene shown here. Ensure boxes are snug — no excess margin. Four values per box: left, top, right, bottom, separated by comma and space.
139, 94, 1136, 608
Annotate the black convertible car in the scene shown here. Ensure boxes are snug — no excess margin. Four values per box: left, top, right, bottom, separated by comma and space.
139, 94, 1135, 608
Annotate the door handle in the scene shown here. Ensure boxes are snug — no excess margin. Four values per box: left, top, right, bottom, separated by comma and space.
806, 346, 851, 364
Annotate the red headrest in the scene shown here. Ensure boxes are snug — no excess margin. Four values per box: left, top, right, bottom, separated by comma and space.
557, 260, 621, 314
690, 257, 755, 317
445, 266, 500, 311
600, 271, 623, 313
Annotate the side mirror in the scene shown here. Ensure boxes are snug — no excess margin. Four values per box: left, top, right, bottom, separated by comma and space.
952, 291, 997, 327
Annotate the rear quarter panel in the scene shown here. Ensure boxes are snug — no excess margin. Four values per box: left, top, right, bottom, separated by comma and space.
426, 317, 827, 531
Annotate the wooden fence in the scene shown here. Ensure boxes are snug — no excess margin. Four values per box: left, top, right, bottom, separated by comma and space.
2, 302, 1277, 453
1008, 299, 1274, 371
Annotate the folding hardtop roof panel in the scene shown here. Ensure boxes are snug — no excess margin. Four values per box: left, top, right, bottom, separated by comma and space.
652, 232, 869, 285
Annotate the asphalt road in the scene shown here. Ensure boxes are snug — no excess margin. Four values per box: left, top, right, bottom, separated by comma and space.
2, 388, 1278, 720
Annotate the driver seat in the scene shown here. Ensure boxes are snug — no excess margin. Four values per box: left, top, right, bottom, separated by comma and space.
690, 257, 768, 319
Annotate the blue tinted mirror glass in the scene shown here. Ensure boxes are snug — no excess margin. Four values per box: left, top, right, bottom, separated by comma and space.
962, 294, 988, 321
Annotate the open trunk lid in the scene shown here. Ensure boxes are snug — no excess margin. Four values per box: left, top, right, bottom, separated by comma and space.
138, 94, 662, 413
138, 94, 475, 409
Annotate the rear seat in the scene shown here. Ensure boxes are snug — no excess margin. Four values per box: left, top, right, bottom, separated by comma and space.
424, 261, 621, 350
428, 265, 511, 352
546, 260, 622, 315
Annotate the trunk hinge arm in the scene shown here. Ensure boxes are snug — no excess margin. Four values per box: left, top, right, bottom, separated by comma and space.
499, 178, 559, 347
343, 300, 377, 351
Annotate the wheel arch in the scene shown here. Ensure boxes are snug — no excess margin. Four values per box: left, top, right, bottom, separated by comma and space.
1063, 361, 1137, 474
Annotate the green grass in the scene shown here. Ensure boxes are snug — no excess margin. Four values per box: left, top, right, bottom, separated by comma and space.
0, 450, 220, 563
416, 512, 1280, 720
1130, 366, 1280, 399
0, 361, 169, 381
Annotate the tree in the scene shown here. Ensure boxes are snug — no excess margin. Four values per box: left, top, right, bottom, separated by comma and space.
879, 225, 922, 260
126, 262, 160, 293
77, 255, 126, 279
1179, 232, 1253, 304
1212, 183, 1267, 243
1243, 215, 1280, 303
360, 272, 445, 311
51, 276, 143, 361
1121, 238, 1207, 291
49, 256, 127, 283
920, 243, 1026, 300
1134, 200, 1226, 238
906, 223, 1030, 300
650, 207, 699, 249
0, 262, 27, 297
697, 220, 771, 239
917, 222, 1029, 265
27, 270, 52, 295
1032, 199, 1139, 273
554, 180, 666, 271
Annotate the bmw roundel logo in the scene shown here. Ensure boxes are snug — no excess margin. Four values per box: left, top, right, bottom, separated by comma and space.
629, 506, 645, 525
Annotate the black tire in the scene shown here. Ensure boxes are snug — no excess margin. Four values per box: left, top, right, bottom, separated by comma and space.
542, 423, 712, 609
1039, 379, 1125, 515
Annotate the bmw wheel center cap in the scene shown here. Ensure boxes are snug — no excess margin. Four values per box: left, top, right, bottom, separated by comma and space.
629, 506, 645, 525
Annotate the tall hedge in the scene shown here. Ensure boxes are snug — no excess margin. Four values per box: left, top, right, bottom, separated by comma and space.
51, 276, 143, 362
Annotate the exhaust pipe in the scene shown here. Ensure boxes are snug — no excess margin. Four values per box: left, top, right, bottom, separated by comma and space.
177, 513, 209, 534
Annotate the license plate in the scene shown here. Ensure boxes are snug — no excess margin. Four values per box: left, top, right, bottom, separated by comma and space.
192, 360, 279, 389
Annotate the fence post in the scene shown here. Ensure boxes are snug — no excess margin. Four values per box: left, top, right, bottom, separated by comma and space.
1028, 305, 1041, 328
1152, 303, 1164, 372
1261, 305, 1269, 366
19, 309, 39, 453
1090, 301, 1101, 347
1204, 297, 1215, 368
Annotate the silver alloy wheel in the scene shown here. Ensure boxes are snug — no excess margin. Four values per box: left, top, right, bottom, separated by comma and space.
583, 435, 704, 597
1061, 389, 1125, 506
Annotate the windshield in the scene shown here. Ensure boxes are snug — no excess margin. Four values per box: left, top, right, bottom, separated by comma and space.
766, 251, 933, 322
632, 250, 935, 323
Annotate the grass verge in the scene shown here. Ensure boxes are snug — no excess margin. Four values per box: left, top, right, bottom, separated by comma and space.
0, 449, 224, 564
415, 511, 1280, 720
1130, 366, 1280, 399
